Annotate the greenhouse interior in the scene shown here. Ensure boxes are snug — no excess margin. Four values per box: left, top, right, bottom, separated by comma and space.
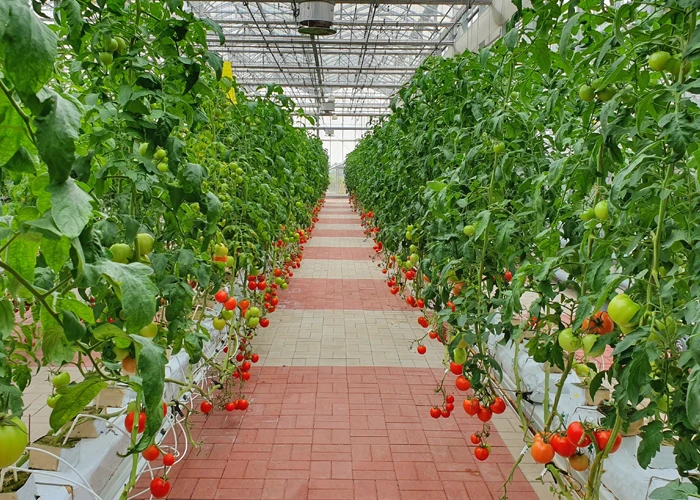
0, 0, 699, 499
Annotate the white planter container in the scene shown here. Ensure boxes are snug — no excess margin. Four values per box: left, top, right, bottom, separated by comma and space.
0, 473, 36, 500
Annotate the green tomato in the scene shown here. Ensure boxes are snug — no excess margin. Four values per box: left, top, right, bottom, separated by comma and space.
574, 364, 590, 378
157, 162, 168, 173
649, 51, 671, 71
607, 294, 639, 326
409, 253, 419, 264
666, 58, 692, 78
99, 52, 113, 65
113, 346, 130, 361
247, 316, 260, 328
409, 245, 418, 254
139, 142, 149, 156
221, 309, 234, 320
275, 277, 284, 285
226, 256, 235, 267
0, 417, 29, 468
47, 394, 61, 408
214, 244, 228, 257
580, 208, 595, 221
453, 347, 467, 365
405, 231, 412, 240
591, 77, 605, 90
281, 282, 288, 290
558, 328, 581, 352
249, 307, 261, 318
139, 322, 158, 338
154, 148, 167, 161
106, 38, 119, 51
594, 200, 609, 220
596, 87, 616, 102
136, 233, 154, 255
463, 225, 476, 237
115, 37, 127, 52
657, 394, 668, 413
212, 318, 227, 330
110, 243, 133, 264
582, 335, 606, 357
52, 372, 70, 388
579, 85, 595, 102
493, 142, 506, 154
235, 168, 244, 176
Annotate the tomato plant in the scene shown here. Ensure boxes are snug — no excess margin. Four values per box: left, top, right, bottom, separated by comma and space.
0, 0, 328, 495
346, 0, 700, 496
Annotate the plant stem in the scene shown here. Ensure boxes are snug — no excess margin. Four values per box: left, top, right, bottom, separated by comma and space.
0, 79, 36, 143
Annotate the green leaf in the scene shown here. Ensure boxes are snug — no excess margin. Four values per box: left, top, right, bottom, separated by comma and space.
40, 306, 75, 364
84, 260, 158, 332
57, 0, 83, 42
41, 236, 72, 273
47, 179, 93, 238
3, 0, 58, 95
0, 381, 24, 417
559, 12, 582, 59
5, 145, 38, 173
0, 90, 28, 166
200, 17, 225, 45
0, 299, 14, 339
637, 420, 664, 468
686, 368, 700, 431
650, 480, 698, 500
57, 296, 94, 324
181, 163, 205, 192
93, 323, 127, 341
60, 309, 86, 342
50, 374, 107, 431
7, 232, 41, 295
588, 370, 606, 399
34, 91, 82, 184
131, 336, 166, 453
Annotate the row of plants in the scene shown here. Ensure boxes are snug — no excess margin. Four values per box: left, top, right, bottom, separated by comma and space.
346, 0, 699, 498
0, 0, 328, 497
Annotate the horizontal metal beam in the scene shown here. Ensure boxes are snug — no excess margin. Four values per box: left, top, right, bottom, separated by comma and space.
287, 96, 393, 100
298, 126, 373, 131
213, 20, 453, 28
239, 80, 401, 89
228, 65, 415, 73
313, 112, 389, 116
207, 36, 449, 46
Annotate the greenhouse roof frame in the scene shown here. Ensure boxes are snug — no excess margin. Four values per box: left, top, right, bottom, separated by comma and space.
186, 0, 481, 117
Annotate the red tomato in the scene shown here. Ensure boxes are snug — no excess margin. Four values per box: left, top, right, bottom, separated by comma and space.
477, 406, 492, 423
241, 361, 251, 372
163, 402, 168, 416
463, 398, 479, 416
551, 433, 577, 457
239, 299, 250, 310
260, 318, 270, 328
224, 297, 237, 310
417, 345, 427, 355
490, 397, 506, 414
125, 411, 146, 433
429, 407, 441, 419
445, 402, 455, 412
417, 299, 425, 308
418, 316, 429, 328
504, 270, 513, 282
242, 371, 251, 381
225, 402, 236, 412
455, 376, 471, 391
200, 401, 213, 414
237, 399, 249, 410
582, 311, 615, 335
150, 477, 171, 499
449, 361, 463, 375
162, 453, 175, 467
441, 409, 451, 418
594, 430, 622, 453
470, 434, 480, 445
429, 330, 438, 339
251, 354, 260, 363
474, 445, 490, 461
271, 297, 279, 306
215, 290, 228, 303
142, 445, 159, 461
446, 395, 455, 404
257, 281, 267, 291
566, 422, 592, 447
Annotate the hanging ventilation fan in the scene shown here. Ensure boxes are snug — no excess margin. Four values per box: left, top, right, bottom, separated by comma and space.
297, 1, 336, 36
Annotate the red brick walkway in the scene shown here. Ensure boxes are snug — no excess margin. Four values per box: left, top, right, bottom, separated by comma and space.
156, 196, 539, 500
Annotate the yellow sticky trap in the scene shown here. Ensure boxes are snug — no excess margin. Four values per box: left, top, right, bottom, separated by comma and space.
222, 61, 237, 104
